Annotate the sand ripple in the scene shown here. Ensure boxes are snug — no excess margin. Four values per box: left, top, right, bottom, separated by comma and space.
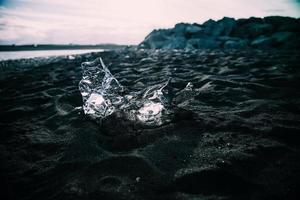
1, 50, 300, 200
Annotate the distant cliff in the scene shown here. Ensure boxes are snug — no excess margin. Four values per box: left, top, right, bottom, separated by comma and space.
139, 16, 300, 49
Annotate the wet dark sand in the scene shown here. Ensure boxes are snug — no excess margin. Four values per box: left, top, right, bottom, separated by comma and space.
1, 50, 300, 200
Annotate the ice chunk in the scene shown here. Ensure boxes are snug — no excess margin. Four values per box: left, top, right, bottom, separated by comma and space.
79, 58, 124, 121
79, 57, 171, 126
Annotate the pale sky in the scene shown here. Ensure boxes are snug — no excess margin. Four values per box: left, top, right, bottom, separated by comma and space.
0, 0, 299, 45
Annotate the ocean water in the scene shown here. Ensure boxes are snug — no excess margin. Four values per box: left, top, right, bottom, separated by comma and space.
0, 49, 104, 61
0, 49, 300, 200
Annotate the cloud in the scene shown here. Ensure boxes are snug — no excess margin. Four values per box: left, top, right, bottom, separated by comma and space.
0, 0, 299, 44
264, 9, 285, 13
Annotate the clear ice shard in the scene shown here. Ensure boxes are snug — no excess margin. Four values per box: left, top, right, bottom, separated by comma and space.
79, 57, 171, 126
79, 58, 124, 120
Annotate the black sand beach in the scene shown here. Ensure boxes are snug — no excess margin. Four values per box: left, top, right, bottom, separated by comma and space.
1, 49, 300, 200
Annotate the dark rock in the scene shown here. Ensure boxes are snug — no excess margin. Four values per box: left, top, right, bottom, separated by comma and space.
138, 16, 300, 49
139, 29, 169, 49
163, 36, 186, 49
251, 36, 274, 48
185, 24, 204, 39
203, 17, 236, 36
187, 38, 221, 49
234, 23, 273, 39
251, 36, 274, 49
237, 17, 264, 26
174, 23, 204, 39
218, 36, 241, 41
185, 24, 202, 35
174, 23, 188, 34
224, 39, 248, 49
271, 32, 300, 48
217, 17, 237, 36
202, 19, 216, 27
202, 19, 218, 35
264, 16, 300, 32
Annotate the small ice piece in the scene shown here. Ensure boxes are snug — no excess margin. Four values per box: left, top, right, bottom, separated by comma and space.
74, 106, 82, 110
142, 78, 170, 103
68, 55, 75, 60
137, 102, 164, 124
174, 82, 196, 105
135, 177, 141, 182
83, 93, 110, 118
79, 58, 124, 120
185, 82, 193, 90
135, 79, 170, 125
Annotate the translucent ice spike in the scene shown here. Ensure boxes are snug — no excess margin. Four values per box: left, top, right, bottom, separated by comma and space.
136, 78, 171, 125
79, 58, 124, 120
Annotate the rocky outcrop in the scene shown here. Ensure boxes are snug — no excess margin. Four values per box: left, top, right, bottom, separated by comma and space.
139, 16, 300, 49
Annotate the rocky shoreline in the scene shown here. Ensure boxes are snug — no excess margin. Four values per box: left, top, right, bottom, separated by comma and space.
139, 16, 300, 49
